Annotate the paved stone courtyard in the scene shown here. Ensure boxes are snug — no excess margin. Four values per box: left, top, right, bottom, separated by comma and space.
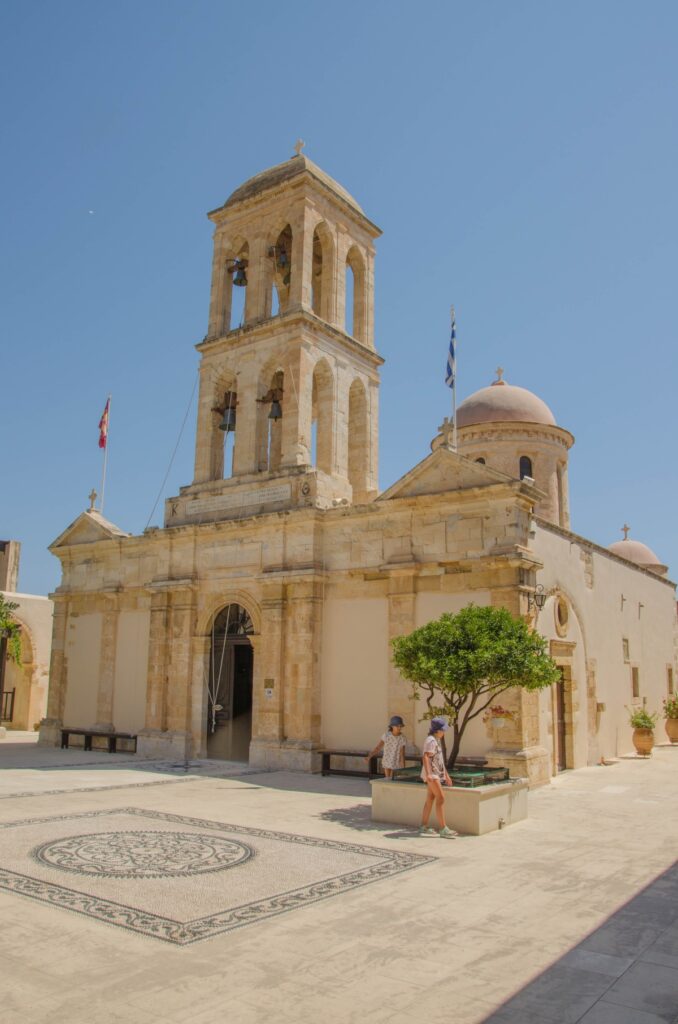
1, 735, 677, 1023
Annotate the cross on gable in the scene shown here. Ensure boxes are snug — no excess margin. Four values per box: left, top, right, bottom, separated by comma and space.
437, 417, 455, 446
294, 138, 305, 156
88, 489, 97, 511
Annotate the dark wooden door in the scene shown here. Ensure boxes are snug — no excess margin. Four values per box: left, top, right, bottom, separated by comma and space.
555, 672, 567, 771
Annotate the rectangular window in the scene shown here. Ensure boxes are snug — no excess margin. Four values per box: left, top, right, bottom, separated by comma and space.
668, 666, 674, 696
622, 638, 630, 663
631, 666, 640, 699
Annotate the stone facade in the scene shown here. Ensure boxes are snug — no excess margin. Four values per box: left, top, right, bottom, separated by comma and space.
39, 153, 677, 785
1, 541, 53, 732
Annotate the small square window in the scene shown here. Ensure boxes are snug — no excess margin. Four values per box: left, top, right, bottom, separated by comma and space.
631, 666, 640, 699
622, 639, 630, 663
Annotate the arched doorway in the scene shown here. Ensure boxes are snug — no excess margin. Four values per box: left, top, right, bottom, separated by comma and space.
206, 604, 254, 761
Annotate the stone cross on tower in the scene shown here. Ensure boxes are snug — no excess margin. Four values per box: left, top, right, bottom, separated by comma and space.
621, 523, 630, 540
294, 138, 305, 156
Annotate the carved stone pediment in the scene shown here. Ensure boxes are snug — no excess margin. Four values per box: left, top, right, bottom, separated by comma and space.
50, 510, 130, 550
377, 447, 517, 502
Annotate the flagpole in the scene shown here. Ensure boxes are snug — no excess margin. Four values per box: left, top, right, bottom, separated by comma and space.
450, 306, 457, 451
100, 394, 111, 514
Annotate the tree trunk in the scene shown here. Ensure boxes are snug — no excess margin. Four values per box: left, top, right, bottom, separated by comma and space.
446, 725, 462, 770
0, 635, 6, 720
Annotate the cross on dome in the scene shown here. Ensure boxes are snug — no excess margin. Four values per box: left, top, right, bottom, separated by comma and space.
495, 366, 504, 382
621, 523, 631, 540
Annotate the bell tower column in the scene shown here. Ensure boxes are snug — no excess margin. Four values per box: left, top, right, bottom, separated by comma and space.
207, 230, 230, 339
289, 204, 314, 312
280, 347, 313, 469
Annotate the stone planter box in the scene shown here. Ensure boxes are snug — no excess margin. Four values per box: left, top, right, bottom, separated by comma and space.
371, 778, 529, 835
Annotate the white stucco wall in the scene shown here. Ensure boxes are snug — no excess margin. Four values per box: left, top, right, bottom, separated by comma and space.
62, 612, 101, 728
531, 523, 676, 761
113, 610, 150, 733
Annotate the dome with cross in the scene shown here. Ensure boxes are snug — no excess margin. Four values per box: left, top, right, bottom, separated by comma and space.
608, 526, 668, 576
457, 369, 557, 428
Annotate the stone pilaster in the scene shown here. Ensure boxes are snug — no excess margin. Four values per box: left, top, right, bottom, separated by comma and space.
289, 204, 314, 312
484, 585, 551, 787
281, 347, 313, 469
244, 234, 267, 324
38, 596, 69, 746
189, 634, 210, 758
207, 230, 230, 338
93, 599, 119, 730
282, 578, 323, 769
137, 591, 171, 758
249, 583, 288, 769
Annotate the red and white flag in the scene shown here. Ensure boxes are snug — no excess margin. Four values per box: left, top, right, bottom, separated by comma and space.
98, 398, 110, 449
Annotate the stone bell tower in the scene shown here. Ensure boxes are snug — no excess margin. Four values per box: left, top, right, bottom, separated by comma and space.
165, 145, 383, 528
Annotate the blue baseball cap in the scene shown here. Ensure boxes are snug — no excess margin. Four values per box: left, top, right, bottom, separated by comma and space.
389, 715, 404, 727
429, 717, 448, 733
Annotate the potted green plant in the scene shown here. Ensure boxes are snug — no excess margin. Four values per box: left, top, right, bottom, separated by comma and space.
662, 694, 678, 744
627, 706, 658, 757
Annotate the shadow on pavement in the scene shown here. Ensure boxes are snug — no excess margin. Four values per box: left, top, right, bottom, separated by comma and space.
481, 861, 678, 1024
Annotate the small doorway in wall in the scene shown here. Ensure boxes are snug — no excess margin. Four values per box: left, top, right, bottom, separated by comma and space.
207, 604, 254, 761
555, 668, 568, 771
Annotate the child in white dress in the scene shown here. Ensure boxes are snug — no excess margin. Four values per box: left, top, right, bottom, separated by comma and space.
366, 716, 407, 779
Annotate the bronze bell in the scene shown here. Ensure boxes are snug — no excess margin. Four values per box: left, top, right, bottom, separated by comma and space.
268, 400, 282, 421
232, 264, 247, 287
219, 406, 236, 432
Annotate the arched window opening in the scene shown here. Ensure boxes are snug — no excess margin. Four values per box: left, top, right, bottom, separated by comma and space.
345, 261, 355, 336
519, 456, 533, 480
312, 228, 323, 316
475, 457, 486, 465
269, 225, 292, 316
207, 603, 254, 762
210, 377, 237, 481
226, 241, 248, 331
348, 378, 369, 500
217, 388, 237, 479
345, 246, 366, 343
311, 360, 334, 475
256, 370, 284, 473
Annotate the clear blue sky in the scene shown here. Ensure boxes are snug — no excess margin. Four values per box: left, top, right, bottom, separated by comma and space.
2, 0, 677, 595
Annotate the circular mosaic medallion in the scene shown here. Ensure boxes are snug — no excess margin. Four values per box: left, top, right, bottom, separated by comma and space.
33, 830, 253, 879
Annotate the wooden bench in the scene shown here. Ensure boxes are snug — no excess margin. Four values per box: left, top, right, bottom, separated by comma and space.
60, 728, 137, 754
320, 749, 422, 779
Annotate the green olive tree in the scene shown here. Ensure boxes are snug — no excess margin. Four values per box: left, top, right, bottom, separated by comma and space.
391, 604, 559, 768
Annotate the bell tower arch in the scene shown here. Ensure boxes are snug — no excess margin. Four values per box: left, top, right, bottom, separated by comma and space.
166, 148, 383, 528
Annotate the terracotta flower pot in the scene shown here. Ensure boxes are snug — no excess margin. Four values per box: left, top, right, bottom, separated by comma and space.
632, 727, 654, 757
665, 718, 678, 744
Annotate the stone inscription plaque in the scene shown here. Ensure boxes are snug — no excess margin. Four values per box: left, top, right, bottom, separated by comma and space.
188, 484, 291, 517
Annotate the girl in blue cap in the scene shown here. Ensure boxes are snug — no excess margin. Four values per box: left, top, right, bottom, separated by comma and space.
366, 716, 407, 779
420, 718, 456, 838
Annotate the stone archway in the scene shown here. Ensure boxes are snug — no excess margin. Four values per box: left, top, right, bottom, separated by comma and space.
206, 604, 255, 761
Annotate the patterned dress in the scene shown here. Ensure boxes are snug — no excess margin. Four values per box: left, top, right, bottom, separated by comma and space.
381, 731, 406, 770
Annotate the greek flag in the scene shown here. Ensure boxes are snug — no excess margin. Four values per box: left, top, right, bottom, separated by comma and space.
445, 312, 456, 389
